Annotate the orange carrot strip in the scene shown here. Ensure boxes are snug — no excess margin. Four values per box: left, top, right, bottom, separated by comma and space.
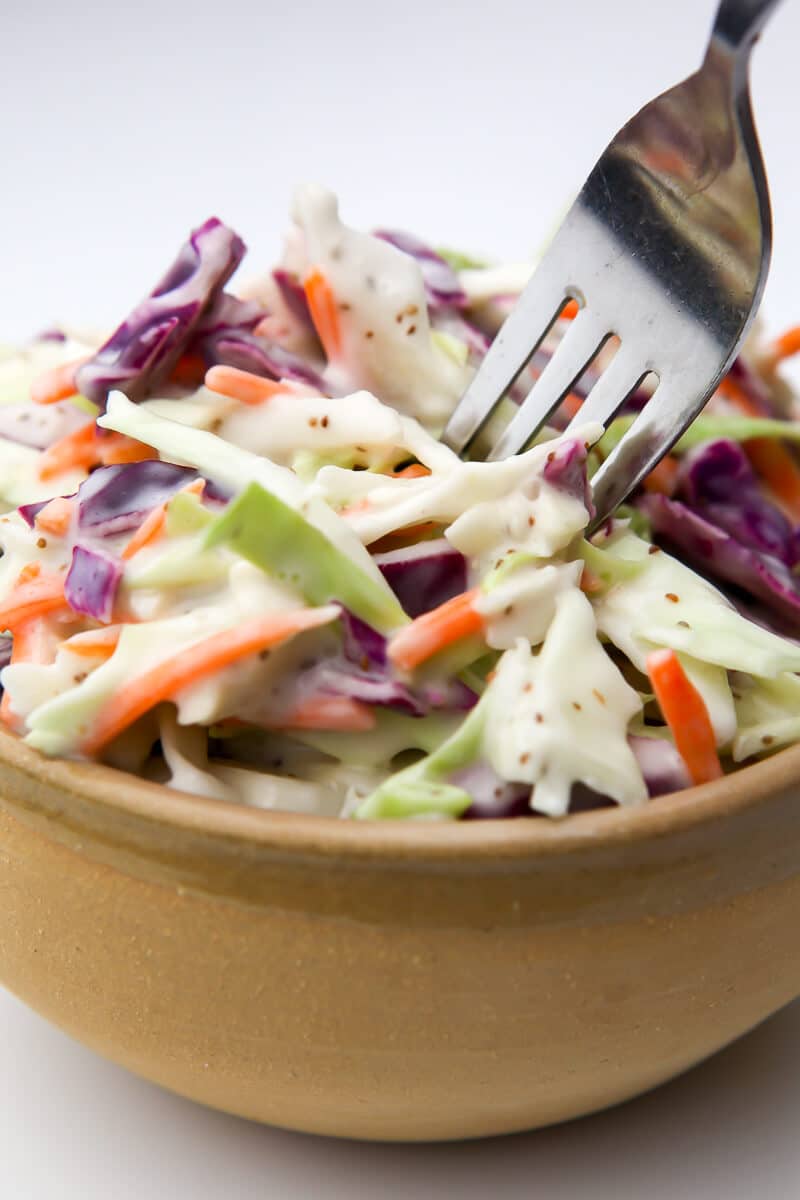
0, 690, 14, 729
560, 392, 584, 420
120, 478, 206, 561
393, 464, 431, 479
278, 695, 376, 732
717, 374, 760, 415
97, 434, 158, 467
16, 562, 42, 585
121, 505, 166, 560
80, 608, 336, 756
39, 424, 156, 480
579, 565, 604, 596
0, 615, 57, 730
560, 299, 579, 321
719, 375, 800, 519
62, 625, 122, 661
13, 617, 55, 663
0, 571, 69, 633
388, 589, 483, 673
170, 353, 208, 387
35, 497, 74, 537
38, 423, 97, 480
769, 325, 800, 365
304, 268, 342, 359
205, 365, 287, 405
31, 357, 88, 406
646, 649, 723, 786
745, 440, 800, 520
367, 521, 442, 554
641, 454, 680, 496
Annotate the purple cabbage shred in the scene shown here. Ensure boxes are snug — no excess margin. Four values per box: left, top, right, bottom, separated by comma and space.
75, 218, 247, 409
543, 437, 595, 517
374, 538, 468, 618
640, 492, 800, 623
65, 544, 123, 623
272, 269, 314, 328
374, 230, 468, 310
678, 439, 800, 566
76, 461, 202, 536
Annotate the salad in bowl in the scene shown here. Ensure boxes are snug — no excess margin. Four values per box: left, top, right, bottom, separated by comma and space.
3, 184, 800, 822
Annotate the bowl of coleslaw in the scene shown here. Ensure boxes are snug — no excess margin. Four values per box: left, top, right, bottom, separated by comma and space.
1, 188, 800, 1139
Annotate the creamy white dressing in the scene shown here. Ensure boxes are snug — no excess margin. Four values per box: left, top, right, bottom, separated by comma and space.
458, 263, 534, 304
210, 388, 455, 472
732, 671, 800, 761
0, 436, 86, 507
476, 561, 583, 649
0, 336, 97, 406
291, 184, 471, 429
2, 188, 799, 819
483, 592, 646, 816
17, 590, 339, 756
100, 390, 393, 592
316, 428, 597, 558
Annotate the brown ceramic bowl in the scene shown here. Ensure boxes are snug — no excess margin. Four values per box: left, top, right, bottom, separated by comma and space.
1, 725, 799, 1142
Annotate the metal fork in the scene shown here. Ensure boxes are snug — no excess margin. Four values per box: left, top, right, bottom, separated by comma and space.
442, 0, 782, 529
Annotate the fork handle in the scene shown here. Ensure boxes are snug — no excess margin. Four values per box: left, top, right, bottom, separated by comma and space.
712, 0, 783, 50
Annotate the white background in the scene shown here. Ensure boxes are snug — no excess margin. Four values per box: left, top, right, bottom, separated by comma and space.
2, 0, 800, 1194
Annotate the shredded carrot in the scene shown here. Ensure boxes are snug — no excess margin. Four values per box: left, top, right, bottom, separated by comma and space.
646, 649, 723, 786
170, 353, 208, 387
0, 690, 14, 729
35, 497, 74, 537
579, 565, 604, 596
560, 392, 584, 420
719, 374, 800, 519
278, 695, 376, 732
745, 440, 800, 520
767, 325, 800, 367
304, 268, 342, 359
97, 433, 158, 467
80, 607, 336, 756
38, 424, 156, 480
205, 364, 287, 406
121, 478, 205, 561
0, 571, 69, 633
717, 374, 761, 415
31, 357, 88, 406
642, 454, 680, 496
368, 521, 442, 554
560, 299, 579, 321
13, 618, 54, 662
121, 506, 166, 560
62, 625, 122, 661
0, 616, 57, 730
16, 562, 42, 586
388, 589, 483, 673
393, 464, 431, 479
38, 423, 97, 480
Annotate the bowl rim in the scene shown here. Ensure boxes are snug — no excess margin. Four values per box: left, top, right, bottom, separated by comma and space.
1, 725, 798, 863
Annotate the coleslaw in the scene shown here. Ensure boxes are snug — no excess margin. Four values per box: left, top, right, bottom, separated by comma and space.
3, 185, 800, 820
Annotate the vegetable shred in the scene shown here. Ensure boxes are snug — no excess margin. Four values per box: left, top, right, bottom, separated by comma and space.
3, 184, 800, 820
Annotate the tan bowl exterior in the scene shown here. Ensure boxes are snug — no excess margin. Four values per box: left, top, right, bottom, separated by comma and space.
1, 725, 800, 1142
